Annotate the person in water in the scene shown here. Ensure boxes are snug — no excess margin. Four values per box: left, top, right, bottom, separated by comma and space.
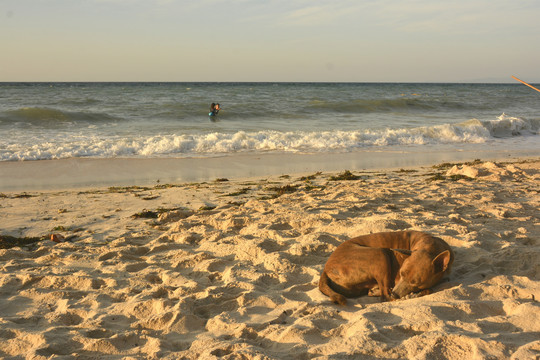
209, 103, 221, 116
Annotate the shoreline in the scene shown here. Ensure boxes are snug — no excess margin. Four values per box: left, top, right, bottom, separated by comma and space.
1, 147, 539, 191
1, 158, 539, 358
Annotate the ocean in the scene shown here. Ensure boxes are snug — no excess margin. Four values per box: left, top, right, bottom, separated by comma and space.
1, 82, 539, 162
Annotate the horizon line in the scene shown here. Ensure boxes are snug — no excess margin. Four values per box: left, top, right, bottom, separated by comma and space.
0, 80, 532, 84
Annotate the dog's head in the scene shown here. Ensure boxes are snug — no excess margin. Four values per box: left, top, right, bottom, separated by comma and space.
392, 249, 452, 299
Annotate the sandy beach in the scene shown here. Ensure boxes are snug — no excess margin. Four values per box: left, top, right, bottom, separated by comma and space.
1, 157, 539, 359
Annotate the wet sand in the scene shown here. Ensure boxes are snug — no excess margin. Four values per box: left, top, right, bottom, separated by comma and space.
1, 147, 538, 191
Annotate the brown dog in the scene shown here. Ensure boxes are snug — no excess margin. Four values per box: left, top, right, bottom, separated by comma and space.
319, 231, 454, 304
319, 245, 412, 305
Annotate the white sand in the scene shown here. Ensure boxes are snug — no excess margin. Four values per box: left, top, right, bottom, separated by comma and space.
0, 158, 539, 359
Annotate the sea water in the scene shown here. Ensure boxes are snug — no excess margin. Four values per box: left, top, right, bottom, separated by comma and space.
0, 82, 539, 162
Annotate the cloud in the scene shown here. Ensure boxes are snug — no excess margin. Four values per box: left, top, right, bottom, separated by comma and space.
282, 5, 333, 26
279, 2, 366, 26
367, 0, 540, 35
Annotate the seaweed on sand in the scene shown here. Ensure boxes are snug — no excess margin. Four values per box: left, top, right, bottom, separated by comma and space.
329, 170, 361, 181
0, 235, 44, 249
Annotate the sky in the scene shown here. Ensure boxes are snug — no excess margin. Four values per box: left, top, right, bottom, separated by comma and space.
1, 0, 540, 82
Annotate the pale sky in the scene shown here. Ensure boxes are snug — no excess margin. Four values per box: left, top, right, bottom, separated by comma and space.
2, 0, 539, 82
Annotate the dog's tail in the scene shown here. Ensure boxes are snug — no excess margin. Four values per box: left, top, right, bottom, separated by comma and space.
319, 270, 347, 305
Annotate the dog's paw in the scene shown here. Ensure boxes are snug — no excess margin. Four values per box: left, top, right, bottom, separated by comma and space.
417, 289, 432, 296
368, 286, 381, 297
400, 289, 432, 300
330, 294, 347, 306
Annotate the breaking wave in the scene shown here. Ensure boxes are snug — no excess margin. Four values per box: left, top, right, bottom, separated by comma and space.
1, 114, 537, 161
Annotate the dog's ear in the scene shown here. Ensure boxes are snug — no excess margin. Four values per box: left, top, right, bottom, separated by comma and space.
393, 249, 412, 263
433, 250, 451, 273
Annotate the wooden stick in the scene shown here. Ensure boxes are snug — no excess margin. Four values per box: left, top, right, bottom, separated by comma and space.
511, 75, 540, 93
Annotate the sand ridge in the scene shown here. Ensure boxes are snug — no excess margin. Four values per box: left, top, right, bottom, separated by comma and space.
0, 159, 539, 359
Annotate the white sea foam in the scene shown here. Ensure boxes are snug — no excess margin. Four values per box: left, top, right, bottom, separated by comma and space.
3, 116, 535, 161
482, 113, 536, 137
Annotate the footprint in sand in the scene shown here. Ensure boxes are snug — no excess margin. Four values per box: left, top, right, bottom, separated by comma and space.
124, 262, 148, 273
